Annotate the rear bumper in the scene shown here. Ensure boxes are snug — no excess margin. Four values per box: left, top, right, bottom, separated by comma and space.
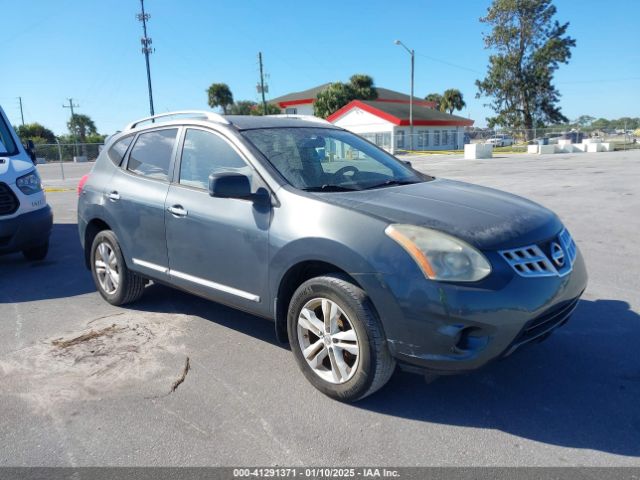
0, 205, 53, 254
355, 248, 588, 375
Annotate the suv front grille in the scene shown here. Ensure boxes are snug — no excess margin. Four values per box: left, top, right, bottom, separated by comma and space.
499, 228, 577, 278
0, 182, 19, 216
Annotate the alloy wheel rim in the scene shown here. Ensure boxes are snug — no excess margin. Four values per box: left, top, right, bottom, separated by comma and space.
94, 241, 120, 295
297, 297, 360, 384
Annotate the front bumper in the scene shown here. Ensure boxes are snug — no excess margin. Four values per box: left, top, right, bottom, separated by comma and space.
355, 248, 588, 375
0, 205, 53, 254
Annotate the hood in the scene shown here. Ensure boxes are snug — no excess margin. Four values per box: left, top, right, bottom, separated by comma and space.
0, 156, 35, 183
319, 178, 562, 250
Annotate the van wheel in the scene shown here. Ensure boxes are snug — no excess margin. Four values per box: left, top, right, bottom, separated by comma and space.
90, 230, 146, 305
22, 242, 49, 261
287, 274, 395, 402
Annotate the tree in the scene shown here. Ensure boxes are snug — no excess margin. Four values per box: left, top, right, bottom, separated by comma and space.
440, 89, 466, 115
424, 93, 443, 110
348, 74, 378, 101
574, 115, 595, 127
67, 114, 97, 142
313, 74, 379, 118
475, 0, 576, 137
250, 103, 281, 116
207, 83, 234, 114
229, 100, 258, 115
16, 123, 56, 144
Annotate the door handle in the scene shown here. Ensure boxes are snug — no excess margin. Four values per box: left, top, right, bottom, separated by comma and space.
107, 191, 120, 201
167, 205, 188, 217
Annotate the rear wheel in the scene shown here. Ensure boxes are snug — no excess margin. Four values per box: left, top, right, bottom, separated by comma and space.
22, 241, 49, 261
90, 230, 146, 305
287, 274, 395, 402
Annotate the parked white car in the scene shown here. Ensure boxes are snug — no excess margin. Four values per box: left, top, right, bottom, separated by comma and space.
0, 105, 52, 260
486, 134, 514, 147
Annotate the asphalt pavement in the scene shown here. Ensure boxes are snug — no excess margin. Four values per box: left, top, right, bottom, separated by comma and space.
1, 150, 639, 466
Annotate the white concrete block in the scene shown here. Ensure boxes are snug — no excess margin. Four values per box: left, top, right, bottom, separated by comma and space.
558, 139, 573, 148
538, 145, 557, 154
582, 138, 601, 145
573, 143, 587, 152
586, 143, 601, 153
464, 143, 493, 159
73, 155, 88, 163
601, 143, 615, 152
527, 145, 539, 154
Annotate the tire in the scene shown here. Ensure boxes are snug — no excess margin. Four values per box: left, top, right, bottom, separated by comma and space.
287, 274, 395, 402
22, 241, 49, 261
90, 230, 146, 306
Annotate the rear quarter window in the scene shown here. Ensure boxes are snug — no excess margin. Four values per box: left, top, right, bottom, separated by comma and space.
127, 129, 178, 181
107, 135, 134, 166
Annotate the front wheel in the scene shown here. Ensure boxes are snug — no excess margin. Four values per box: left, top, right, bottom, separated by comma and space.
90, 230, 146, 305
287, 274, 395, 402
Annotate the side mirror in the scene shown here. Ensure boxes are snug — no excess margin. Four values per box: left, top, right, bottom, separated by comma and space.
25, 140, 37, 164
208, 172, 271, 207
402, 160, 412, 167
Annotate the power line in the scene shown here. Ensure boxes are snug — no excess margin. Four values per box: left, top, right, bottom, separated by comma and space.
414, 52, 482, 74
137, 0, 155, 117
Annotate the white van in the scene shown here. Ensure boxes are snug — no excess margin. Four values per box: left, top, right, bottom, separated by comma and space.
0, 105, 52, 260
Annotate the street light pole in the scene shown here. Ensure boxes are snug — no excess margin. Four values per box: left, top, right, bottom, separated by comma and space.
394, 40, 415, 151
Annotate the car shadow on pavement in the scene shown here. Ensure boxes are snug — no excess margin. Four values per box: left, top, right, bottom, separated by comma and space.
127, 282, 286, 349
357, 297, 640, 457
0, 223, 94, 303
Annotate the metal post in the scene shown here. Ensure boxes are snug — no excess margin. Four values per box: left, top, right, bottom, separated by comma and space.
410, 49, 414, 151
394, 40, 415, 151
258, 52, 268, 115
138, 0, 155, 117
18, 97, 25, 126
62, 98, 79, 158
55, 138, 65, 180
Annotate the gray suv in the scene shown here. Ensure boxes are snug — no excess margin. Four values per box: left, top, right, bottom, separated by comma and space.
78, 111, 587, 402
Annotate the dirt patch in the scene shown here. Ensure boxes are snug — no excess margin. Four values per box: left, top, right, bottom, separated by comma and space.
0, 312, 190, 409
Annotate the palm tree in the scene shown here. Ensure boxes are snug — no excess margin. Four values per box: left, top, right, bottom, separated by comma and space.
207, 83, 234, 114
349, 74, 378, 100
424, 93, 443, 110
440, 89, 466, 115
67, 114, 97, 142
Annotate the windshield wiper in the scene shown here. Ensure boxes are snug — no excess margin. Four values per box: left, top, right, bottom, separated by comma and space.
363, 180, 419, 190
302, 184, 358, 192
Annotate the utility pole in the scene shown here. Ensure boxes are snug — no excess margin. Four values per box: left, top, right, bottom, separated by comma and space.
394, 40, 415, 150
17, 97, 25, 126
257, 52, 269, 115
137, 0, 155, 117
62, 98, 80, 157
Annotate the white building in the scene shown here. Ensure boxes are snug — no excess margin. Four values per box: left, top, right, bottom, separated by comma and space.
328, 100, 473, 154
270, 84, 473, 153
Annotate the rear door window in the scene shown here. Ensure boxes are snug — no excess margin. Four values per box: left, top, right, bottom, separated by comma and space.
127, 129, 178, 181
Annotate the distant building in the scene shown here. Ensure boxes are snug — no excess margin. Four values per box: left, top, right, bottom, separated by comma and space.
270, 84, 473, 153
270, 84, 435, 116
328, 100, 473, 153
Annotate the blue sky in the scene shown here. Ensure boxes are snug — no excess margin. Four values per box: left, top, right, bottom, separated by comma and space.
2, 0, 639, 135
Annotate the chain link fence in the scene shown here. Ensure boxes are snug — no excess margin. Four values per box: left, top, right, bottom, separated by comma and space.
33, 143, 104, 164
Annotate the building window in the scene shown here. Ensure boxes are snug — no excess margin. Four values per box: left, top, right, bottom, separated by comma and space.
443, 130, 450, 145
451, 130, 458, 148
285, 107, 297, 114
417, 130, 429, 149
395, 130, 405, 149
434, 130, 440, 146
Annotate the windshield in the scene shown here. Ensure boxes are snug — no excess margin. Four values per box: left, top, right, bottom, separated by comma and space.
0, 113, 18, 156
242, 127, 427, 191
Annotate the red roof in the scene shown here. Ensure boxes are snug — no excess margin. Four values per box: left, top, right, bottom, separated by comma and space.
327, 100, 474, 127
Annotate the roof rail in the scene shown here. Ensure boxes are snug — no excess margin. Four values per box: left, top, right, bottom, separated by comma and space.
124, 110, 230, 130
266, 114, 331, 125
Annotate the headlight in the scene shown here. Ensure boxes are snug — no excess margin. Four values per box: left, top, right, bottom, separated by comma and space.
385, 224, 491, 282
16, 171, 42, 195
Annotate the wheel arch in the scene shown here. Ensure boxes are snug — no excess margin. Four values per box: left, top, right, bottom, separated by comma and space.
83, 217, 112, 269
